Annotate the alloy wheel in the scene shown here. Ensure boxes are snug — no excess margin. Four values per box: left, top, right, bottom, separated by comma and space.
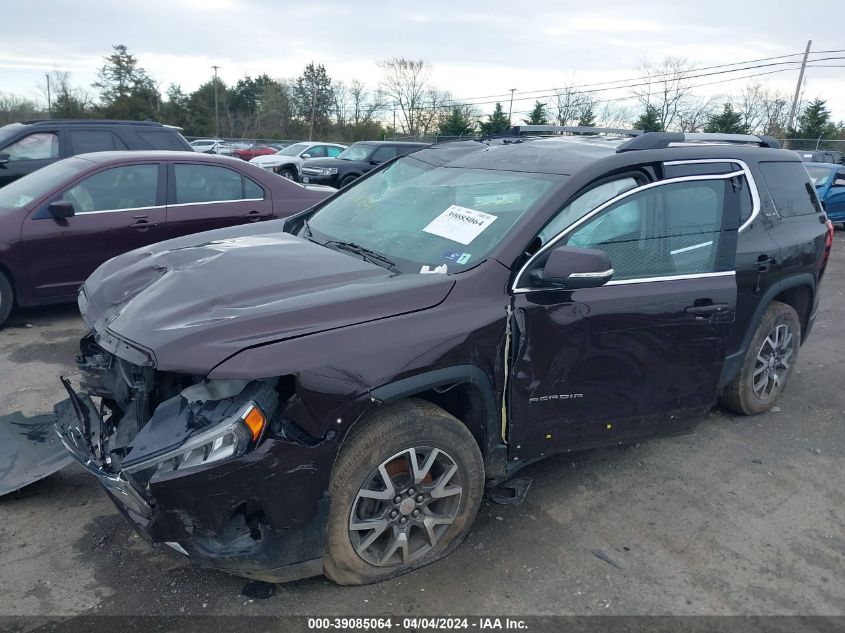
349, 446, 463, 567
752, 323, 794, 399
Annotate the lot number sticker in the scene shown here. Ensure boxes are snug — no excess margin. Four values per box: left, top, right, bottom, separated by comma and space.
423, 205, 497, 245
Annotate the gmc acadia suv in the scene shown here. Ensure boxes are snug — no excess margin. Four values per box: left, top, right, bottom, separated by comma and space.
55, 127, 832, 585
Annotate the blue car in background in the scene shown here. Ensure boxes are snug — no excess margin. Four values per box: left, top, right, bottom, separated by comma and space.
806, 162, 845, 226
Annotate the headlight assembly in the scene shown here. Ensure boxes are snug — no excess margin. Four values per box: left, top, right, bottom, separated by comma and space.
320, 168, 338, 176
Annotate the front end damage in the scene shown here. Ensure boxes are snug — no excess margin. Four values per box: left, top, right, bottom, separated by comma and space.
55, 333, 336, 583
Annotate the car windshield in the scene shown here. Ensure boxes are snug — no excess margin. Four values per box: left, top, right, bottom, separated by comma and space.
275, 143, 309, 157
306, 155, 558, 274
806, 165, 833, 188
0, 157, 91, 209
336, 144, 373, 162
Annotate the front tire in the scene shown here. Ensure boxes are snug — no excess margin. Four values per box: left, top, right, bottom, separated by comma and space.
324, 400, 484, 585
339, 174, 358, 188
719, 301, 801, 415
278, 167, 297, 181
0, 270, 13, 327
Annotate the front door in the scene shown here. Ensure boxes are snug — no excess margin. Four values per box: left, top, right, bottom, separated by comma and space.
509, 173, 743, 459
165, 162, 274, 238
19, 162, 166, 300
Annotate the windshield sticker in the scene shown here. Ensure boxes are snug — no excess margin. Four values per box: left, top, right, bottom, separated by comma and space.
473, 193, 521, 206
422, 205, 497, 245
442, 251, 472, 264
420, 264, 448, 274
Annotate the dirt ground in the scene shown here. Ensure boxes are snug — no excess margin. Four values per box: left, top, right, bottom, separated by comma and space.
1, 235, 843, 618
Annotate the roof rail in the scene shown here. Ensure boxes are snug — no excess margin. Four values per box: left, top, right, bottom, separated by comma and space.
21, 119, 166, 127
616, 132, 780, 153
509, 125, 643, 137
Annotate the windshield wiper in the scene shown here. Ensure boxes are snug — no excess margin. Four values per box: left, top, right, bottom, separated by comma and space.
325, 241, 399, 272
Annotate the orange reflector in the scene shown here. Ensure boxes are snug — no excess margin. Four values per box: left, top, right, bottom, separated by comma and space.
242, 406, 266, 442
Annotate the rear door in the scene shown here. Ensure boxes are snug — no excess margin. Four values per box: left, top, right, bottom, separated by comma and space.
19, 161, 166, 300
67, 128, 129, 155
165, 162, 274, 238
824, 168, 845, 222
509, 172, 743, 458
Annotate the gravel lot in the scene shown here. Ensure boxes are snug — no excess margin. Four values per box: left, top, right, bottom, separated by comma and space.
1, 235, 843, 617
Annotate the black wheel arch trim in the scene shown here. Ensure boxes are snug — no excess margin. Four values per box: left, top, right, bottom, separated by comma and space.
368, 365, 507, 478
719, 273, 815, 387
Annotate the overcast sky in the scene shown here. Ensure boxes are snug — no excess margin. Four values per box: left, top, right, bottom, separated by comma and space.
3, 0, 845, 122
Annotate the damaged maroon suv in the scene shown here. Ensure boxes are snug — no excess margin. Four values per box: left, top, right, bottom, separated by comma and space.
55, 128, 830, 585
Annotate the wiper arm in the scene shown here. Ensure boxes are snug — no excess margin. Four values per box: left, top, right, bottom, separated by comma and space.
325, 241, 399, 272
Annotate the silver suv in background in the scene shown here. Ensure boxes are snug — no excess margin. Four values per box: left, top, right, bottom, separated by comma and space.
249, 141, 346, 181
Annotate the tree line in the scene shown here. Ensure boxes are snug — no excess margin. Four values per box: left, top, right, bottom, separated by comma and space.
1, 46, 843, 145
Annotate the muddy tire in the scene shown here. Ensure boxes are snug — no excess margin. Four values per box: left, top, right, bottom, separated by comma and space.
324, 400, 484, 585
339, 174, 358, 188
0, 270, 13, 327
719, 301, 801, 415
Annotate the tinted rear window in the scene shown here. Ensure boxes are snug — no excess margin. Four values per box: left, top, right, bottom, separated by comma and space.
137, 131, 188, 150
758, 162, 822, 217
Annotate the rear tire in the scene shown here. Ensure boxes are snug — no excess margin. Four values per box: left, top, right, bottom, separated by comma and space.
323, 400, 484, 585
0, 270, 13, 327
719, 301, 801, 415
339, 174, 358, 188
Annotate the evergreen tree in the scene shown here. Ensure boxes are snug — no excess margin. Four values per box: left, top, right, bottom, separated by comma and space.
704, 103, 748, 134
293, 63, 335, 138
523, 101, 549, 125
633, 104, 662, 132
790, 98, 838, 140
93, 44, 160, 120
577, 105, 596, 127
479, 102, 510, 135
438, 106, 476, 137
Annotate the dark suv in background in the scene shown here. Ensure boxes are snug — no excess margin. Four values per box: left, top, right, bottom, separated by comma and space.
0, 119, 192, 187
55, 128, 831, 586
300, 140, 428, 188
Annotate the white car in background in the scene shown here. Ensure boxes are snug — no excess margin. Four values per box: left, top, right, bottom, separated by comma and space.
189, 139, 232, 155
249, 141, 346, 180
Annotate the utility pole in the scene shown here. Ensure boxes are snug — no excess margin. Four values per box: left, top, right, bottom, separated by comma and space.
211, 65, 221, 139
309, 84, 317, 141
507, 88, 516, 126
785, 40, 812, 148
45, 73, 52, 118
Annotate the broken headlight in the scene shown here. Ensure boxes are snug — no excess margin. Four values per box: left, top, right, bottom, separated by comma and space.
124, 402, 267, 485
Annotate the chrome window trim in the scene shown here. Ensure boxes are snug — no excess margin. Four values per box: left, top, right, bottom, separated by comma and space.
604, 270, 734, 286
662, 158, 760, 232
512, 171, 745, 294
168, 198, 265, 208
71, 204, 165, 216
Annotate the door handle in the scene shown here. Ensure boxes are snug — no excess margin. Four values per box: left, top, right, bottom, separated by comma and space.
685, 303, 731, 316
753, 254, 777, 272
130, 219, 158, 231
246, 210, 270, 222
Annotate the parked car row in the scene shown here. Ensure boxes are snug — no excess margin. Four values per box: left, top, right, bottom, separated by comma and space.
249, 141, 347, 180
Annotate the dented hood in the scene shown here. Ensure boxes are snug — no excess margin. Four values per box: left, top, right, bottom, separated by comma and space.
82, 223, 454, 373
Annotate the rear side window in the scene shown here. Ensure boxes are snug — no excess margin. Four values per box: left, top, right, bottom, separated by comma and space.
138, 131, 187, 150
174, 164, 264, 203
327, 146, 343, 157
70, 130, 128, 154
758, 162, 822, 217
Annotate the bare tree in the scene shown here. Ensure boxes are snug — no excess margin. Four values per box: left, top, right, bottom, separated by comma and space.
676, 96, 718, 132
595, 101, 635, 129
378, 58, 431, 136
632, 56, 695, 131
551, 85, 600, 126
348, 79, 385, 126
0, 93, 43, 125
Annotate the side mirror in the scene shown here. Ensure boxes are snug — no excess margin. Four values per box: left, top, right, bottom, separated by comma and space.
532, 245, 613, 289
48, 200, 75, 220
0, 153, 9, 165
301, 153, 312, 159
370, 159, 382, 165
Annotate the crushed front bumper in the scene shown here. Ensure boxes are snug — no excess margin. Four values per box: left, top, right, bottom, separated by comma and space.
54, 379, 337, 583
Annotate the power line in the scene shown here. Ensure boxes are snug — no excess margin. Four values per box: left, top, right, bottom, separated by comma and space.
413, 56, 845, 114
